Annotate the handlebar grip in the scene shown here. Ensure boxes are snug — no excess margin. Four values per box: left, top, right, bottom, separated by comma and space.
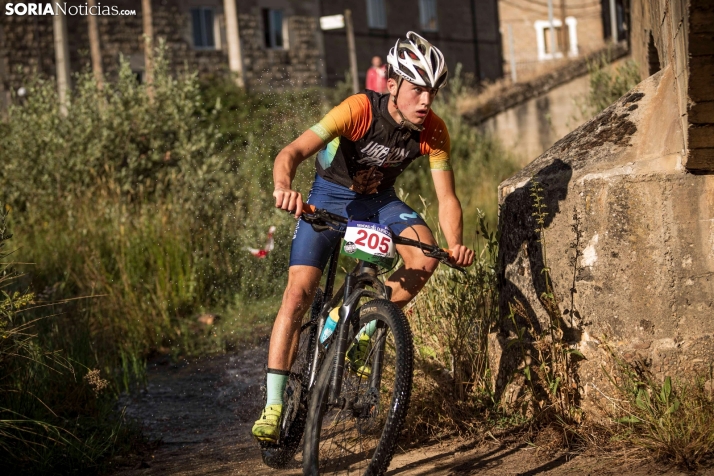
302, 203, 317, 214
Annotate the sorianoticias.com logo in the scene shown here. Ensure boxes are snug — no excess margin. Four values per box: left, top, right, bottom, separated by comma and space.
4, 3, 137, 16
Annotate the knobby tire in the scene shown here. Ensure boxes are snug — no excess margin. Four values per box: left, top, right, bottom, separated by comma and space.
303, 299, 414, 476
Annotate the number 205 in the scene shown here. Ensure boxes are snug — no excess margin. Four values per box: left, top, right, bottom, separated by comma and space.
354, 230, 391, 253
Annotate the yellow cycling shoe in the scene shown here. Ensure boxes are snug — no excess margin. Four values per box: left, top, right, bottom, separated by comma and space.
251, 404, 282, 443
346, 334, 372, 379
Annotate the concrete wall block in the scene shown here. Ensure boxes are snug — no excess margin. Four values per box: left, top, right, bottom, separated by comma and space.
498, 65, 714, 412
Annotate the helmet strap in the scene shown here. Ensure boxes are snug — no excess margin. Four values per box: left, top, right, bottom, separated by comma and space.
390, 76, 423, 132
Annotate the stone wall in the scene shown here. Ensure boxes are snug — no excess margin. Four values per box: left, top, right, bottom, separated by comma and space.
0, 0, 322, 94
464, 45, 627, 165
495, 0, 714, 415
479, 73, 590, 164
462, 44, 628, 163
238, 12, 321, 88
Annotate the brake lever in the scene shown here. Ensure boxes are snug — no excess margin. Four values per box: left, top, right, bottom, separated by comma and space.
424, 249, 466, 274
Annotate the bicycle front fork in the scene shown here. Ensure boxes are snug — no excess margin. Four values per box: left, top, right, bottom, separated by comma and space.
328, 275, 354, 405
327, 275, 388, 406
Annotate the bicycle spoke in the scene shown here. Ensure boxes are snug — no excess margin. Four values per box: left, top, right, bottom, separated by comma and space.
315, 330, 396, 474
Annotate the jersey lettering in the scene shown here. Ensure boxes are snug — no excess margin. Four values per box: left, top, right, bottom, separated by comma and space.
358, 141, 409, 167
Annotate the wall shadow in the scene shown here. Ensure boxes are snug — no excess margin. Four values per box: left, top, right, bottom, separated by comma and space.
495, 159, 574, 401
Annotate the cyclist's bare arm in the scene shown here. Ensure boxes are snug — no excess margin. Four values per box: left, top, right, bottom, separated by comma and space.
273, 130, 325, 217
431, 169, 475, 267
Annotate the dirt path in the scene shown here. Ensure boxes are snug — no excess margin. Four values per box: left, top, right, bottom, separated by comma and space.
112, 343, 709, 476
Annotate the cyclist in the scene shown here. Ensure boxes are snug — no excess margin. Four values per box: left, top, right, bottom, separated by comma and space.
252, 31, 475, 443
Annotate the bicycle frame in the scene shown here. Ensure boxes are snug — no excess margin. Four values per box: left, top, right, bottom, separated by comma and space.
298, 204, 463, 413
304, 246, 392, 409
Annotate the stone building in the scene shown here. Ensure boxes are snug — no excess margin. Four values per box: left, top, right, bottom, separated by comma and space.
495, 0, 714, 414
319, 0, 503, 87
498, 0, 626, 81
0, 0, 504, 105
0, 0, 323, 102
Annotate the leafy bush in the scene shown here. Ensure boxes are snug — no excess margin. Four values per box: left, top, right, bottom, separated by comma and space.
0, 48, 323, 379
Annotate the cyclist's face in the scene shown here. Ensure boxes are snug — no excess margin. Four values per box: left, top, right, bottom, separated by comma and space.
388, 79, 437, 125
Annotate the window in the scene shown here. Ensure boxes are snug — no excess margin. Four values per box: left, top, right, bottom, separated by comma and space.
534, 17, 578, 61
263, 9, 284, 49
366, 0, 386, 29
191, 7, 216, 50
419, 0, 438, 32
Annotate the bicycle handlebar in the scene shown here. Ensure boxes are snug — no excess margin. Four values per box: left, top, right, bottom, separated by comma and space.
293, 205, 466, 273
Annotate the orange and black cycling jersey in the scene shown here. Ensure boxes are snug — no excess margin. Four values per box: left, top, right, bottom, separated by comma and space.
309, 91, 451, 194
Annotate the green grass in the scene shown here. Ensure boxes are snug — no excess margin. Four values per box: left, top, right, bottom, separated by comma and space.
603, 355, 714, 469
0, 211, 145, 474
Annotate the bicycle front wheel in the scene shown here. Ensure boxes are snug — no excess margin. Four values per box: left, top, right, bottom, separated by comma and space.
303, 299, 413, 476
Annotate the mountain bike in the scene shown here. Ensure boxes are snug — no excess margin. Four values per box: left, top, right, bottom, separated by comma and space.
259, 204, 463, 474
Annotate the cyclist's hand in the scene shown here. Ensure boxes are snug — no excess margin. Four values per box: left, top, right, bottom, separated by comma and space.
273, 187, 303, 217
449, 244, 474, 267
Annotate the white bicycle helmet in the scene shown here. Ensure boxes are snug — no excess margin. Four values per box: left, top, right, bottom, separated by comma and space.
387, 31, 448, 90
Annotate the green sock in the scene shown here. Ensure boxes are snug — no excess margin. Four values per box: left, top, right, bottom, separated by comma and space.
265, 369, 288, 407
356, 320, 378, 339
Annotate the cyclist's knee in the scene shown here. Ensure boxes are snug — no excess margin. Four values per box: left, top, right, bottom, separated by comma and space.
404, 253, 439, 276
423, 256, 439, 275
419, 256, 439, 277
281, 267, 321, 314
282, 284, 312, 313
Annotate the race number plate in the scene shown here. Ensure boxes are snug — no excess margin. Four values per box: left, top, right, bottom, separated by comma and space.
341, 220, 396, 268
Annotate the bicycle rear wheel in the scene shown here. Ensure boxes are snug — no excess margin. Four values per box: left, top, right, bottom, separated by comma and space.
260, 288, 323, 468
303, 299, 413, 476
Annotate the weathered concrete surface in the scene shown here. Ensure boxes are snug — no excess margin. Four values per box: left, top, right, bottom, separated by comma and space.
495, 63, 714, 414
463, 44, 628, 127
630, 0, 714, 171
477, 73, 591, 163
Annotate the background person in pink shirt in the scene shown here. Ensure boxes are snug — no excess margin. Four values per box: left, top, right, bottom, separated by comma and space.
365, 55, 388, 93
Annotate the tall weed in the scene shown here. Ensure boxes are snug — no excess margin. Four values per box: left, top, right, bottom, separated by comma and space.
504, 181, 585, 446
0, 211, 140, 474
406, 210, 500, 438
602, 354, 714, 469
